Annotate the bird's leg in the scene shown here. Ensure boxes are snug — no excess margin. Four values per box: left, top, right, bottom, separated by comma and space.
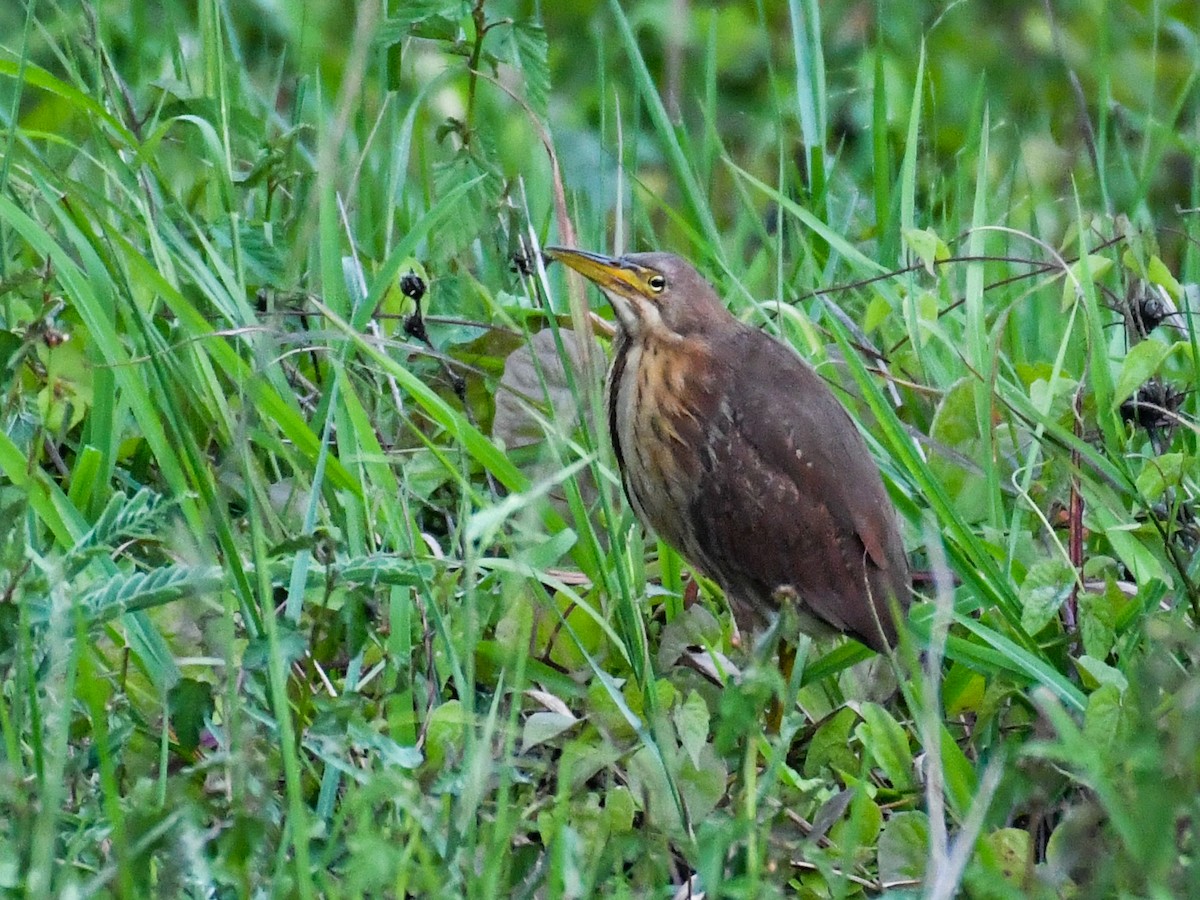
753, 590, 804, 733
766, 639, 796, 733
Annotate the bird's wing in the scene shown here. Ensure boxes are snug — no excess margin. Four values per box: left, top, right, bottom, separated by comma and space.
688, 327, 909, 651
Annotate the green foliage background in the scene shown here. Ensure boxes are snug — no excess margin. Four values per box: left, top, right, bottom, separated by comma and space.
0, 0, 1198, 896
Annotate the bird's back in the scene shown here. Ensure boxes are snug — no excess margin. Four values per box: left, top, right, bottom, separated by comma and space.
681, 324, 910, 652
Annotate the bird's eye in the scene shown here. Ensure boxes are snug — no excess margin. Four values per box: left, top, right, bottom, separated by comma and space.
647, 274, 666, 293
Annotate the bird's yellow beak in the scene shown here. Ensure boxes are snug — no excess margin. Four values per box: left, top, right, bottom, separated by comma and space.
543, 246, 650, 300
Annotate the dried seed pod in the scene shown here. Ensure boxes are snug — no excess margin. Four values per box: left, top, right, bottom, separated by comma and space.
402, 312, 430, 344
400, 271, 427, 302
1120, 378, 1184, 433
401, 270, 430, 343
509, 250, 535, 276
1124, 279, 1180, 341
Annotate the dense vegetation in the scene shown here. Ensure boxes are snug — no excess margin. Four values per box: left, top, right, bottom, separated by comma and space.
1, 0, 1198, 895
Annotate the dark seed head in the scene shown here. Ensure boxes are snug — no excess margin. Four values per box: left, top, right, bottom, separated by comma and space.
509, 251, 534, 276
403, 313, 430, 344
1120, 378, 1184, 432
400, 271, 426, 302
1125, 280, 1178, 339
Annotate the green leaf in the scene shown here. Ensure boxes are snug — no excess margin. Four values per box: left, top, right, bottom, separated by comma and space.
673, 691, 710, 769
339, 592, 369, 658
347, 720, 423, 769
863, 294, 895, 333
626, 747, 677, 830
0, 330, 21, 378
506, 22, 549, 116
656, 604, 723, 670
560, 735, 623, 792
829, 790, 883, 861
856, 702, 914, 790
337, 555, 435, 586
1147, 254, 1184, 300
1079, 478, 1167, 588
422, 700, 469, 773
1112, 338, 1172, 408
1077, 590, 1118, 660
604, 786, 636, 834
943, 664, 987, 717
939, 725, 977, 818
1018, 558, 1075, 636
244, 625, 307, 671
928, 378, 989, 522
521, 711, 579, 751
64, 488, 169, 579
75, 565, 225, 626
675, 743, 727, 829
36, 336, 93, 431
627, 724, 725, 834
587, 680, 639, 744
916, 289, 941, 347
1060, 254, 1113, 310
431, 151, 504, 262
902, 226, 950, 275
376, 0, 462, 35
168, 678, 214, 755
1044, 804, 1107, 884
1134, 452, 1185, 501
981, 828, 1032, 886
1075, 655, 1128, 693
1082, 683, 1128, 752
804, 707, 859, 778
878, 811, 929, 884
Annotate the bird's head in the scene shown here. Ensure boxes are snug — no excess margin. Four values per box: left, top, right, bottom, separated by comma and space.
544, 247, 729, 339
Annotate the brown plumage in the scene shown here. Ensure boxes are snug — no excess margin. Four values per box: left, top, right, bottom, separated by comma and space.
545, 247, 910, 653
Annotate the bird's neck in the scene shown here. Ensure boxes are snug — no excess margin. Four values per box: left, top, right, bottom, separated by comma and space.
608, 326, 717, 444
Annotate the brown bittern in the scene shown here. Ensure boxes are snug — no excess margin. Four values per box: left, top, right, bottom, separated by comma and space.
545, 247, 910, 654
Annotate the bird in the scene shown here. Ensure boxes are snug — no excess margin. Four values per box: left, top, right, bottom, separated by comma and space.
543, 246, 910, 656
